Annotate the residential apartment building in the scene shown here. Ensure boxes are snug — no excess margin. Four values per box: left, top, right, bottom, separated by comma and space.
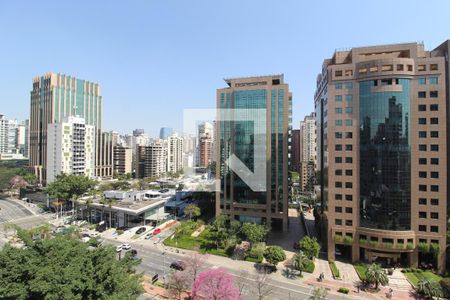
29, 73, 102, 183
0, 114, 10, 154
290, 129, 301, 172
113, 145, 132, 175
300, 112, 317, 165
138, 139, 167, 178
315, 41, 449, 272
197, 122, 214, 168
216, 75, 292, 231
46, 116, 95, 183
0, 114, 27, 157
95, 131, 114, 179
167, 134, 183, 174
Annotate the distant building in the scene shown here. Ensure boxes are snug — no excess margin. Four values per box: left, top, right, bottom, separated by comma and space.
299, 112, 316, 166
300, 161, 315, 192
46, 116, 95, 183
290, 129, 300, 172
159, 127, 173, 139
95, 131, 114, 179
0, 114, 27, 157
167, 134, 183, 174
138, 139, 167, 178
197, 122, 213, 168
113, 145, 132, 175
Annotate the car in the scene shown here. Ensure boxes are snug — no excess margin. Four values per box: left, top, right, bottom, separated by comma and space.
135, 227, 146, 235
153, 228, 161, 235
122, 243, 131, 250
145, 233, 153, 239
116, 245, 123, 252
169, 261, 186, 271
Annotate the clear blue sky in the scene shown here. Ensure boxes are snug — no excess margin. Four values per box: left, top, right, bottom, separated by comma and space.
1, 0, 450, 137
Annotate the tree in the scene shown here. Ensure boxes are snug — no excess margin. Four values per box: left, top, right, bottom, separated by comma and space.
417, 279, 442, 298
254, 271, 273, 300
298, 236, 320, 260
365, 263, 388, 290
184, 252, 207, 282
310, 287, 328, 300
241, 223, 269, 245
184, 204, 201, 220
0, 234, 142, 299
292, 251, 308, 277
167, 271, 190, 300
263, 246, 286, 269
46, 174, 96, 202
192, 268, 242, 300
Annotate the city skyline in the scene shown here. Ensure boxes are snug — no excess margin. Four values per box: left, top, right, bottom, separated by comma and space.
2, 1, 450, 136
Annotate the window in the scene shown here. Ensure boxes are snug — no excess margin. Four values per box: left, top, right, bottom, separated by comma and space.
345, 194, 353, 201
418, 91, 426, 98
335, 207, 342, 213
431, 131, 439, 138
345, 157, 353, 163
431, 172, 439, 178
430, 104, 438, 111
381, 78, 393, 85
370, 236, 379, 242
335, 194, 342, 200
382, 64, 393, 71
335, 120, 342, 126
418, 64, 426, 71
345, 82, 353, 89
335, 144, 342, 151
397, 64, 404, 71
431, 212, 439, 219
431, 198, 439, 205
431, 158, 439, 165
429, 77, 438, 84
335, 219, 342, 225
418, 104, 426, 111
335, 70, 343, 77
407, 65, 413, 71
419, 131, 427, 138
431, 144, 439, 151
419, 171, 427, 178
418, 78, 426, 85
335, 132, 342, 139
345, 107, 353, 114
430, 64, 438, 71
419, 185, 427, 191
430, 118, 438, 124
345, 182, 352, 188
345, 145, 353, 151
335, 157, 342, 163
335, 108, 342, 114
419, 198, 427, 205
335, 83, 342, 89
345, 220, 353, 226
431, 185, 439, 192
419, 225, 427, 232
430, 226, 439, 233
335, 95, 342, 102
419, 211, 427, 218
345, 132, 353, 139
335, 169, 342, 176
346, 95, 353, 102
430, 91, 438, 98
345, 207, 353, 213
419, 144, 427, 151
345, 119, 353, 126
397, 239, 404, 244
419, 118, 426, 125
345, 170, 353, 176
335, 181, 342, 187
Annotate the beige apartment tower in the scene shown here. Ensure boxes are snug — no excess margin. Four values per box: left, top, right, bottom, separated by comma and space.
216, 75, 292, 231
315, 41, 450, 272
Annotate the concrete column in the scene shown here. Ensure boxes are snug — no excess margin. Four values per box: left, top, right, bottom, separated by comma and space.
327, 235, 335, 262
409, 250, 419, 268
352, 243, 360, 263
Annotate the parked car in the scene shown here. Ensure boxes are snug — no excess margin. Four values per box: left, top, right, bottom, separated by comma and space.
170, 260, 186, 271
153, 228, 161, 235
122, 243, 131, 250
136, 227, 146, 235
145, 233, 153, 239
116, 245, 123, 252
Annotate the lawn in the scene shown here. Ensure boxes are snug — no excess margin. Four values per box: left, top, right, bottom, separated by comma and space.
404, 271, 442, 287
354, 263, 368, 281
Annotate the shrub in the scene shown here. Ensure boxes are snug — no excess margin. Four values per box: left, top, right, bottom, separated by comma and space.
440, 278, 450, 293
304, 259, 315, 273
329, 261, 340, 279
343, 236, 353, 244
338, 287, 349, 294
401, 269, 406, 273
416, 269, 423, 273
418, 242, 430, 253
248, 242, 266, 261
406, 242, 414, 250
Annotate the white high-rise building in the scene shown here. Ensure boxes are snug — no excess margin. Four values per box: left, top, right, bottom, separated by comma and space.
0, 114, 8, 154
46, 116, 95, 183
299, 112, 317, 165
0, 114, 26, 156
167, 134, 183, 174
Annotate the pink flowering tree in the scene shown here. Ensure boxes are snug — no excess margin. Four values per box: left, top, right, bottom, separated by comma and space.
191, 268, 242, 300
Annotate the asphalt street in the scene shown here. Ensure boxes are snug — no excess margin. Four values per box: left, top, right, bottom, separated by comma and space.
104, 239, 321, 300
0, 198, 53, 230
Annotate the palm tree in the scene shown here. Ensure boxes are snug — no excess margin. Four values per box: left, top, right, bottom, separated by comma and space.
418, 279, 442, 299
104, 198, 117, 229
366, 263, 388, 290
85, 198, 93, 223
292, 251, 308, 277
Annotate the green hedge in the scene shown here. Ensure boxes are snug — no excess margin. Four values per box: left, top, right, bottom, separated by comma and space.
305, 259, 315, 273
329, 261, 340, 278
354, 263, 367, 281
245, 256, 263, 263
338, 287, 349, 294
